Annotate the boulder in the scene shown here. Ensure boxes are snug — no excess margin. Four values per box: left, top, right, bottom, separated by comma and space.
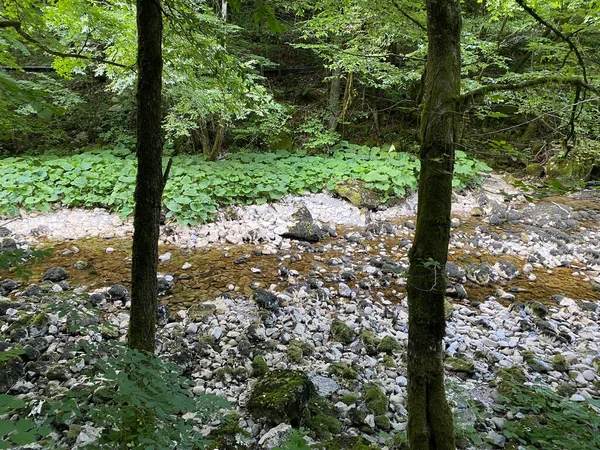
247, 370, 316, 425
281, 205, 323, 243
41, 267, 69, 283
333, 179, 382, 210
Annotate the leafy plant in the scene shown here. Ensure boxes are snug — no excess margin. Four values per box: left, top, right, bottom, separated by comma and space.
497, 372, 600, 450
0, 145, 490, 226
43, 346, 230, 449
0, 394, 52, 449
0, 247, 53, 281
274, 428, 312, 450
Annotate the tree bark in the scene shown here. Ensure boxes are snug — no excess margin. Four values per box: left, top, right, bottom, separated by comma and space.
406, 0, 461, 449
328, 67, 342, 131
129, 0, 163, 353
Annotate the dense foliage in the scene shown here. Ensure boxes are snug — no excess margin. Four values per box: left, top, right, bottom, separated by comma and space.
0, 143, 490, 225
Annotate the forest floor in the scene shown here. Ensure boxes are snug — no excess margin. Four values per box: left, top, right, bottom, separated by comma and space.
1, 173, 599, 449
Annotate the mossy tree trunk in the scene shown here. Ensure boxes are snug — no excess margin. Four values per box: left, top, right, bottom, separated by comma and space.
129, 0, 163, 353
328, 67, 342, 131
406, 0, 461, 449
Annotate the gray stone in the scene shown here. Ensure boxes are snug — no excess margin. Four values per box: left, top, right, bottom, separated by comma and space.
41, 267, 68, 283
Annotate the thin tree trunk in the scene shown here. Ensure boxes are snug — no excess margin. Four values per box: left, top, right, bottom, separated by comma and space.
406, 0, 461, 449
328, 67, 342, 131
129, 0, 163, 353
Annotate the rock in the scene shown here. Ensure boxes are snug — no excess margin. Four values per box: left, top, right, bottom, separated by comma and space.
46, 365, 70, 381
329, 320, 356, 344
493, 259, 519, 280
310, 375, 340, 397
108, 284, 129, 301
21, 284, 43, 297
0, 279, 18, 296
569, 393, 586, 402
338, 282, 353, 298
66, 310, 99, 331
359, 330, 380, 356
334, 179, 382, 210
158, 252, 171, 263
156, 276, 174, 296
281, 205, 324, 243
247, 370, 316, 424
444, 357, 476, 375
253, 289, 280, 312
88, 292, 106, 306
188, 303, 216, 321
258, 423, 293, 450
0, 354, 24, 393
364, 383, 388, 415
41, 267, 68, 282
156, 303, 170, 326
75, 425, 102, 447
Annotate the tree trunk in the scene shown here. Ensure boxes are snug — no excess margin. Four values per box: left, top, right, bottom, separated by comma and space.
328, 67, 342, 131
129, 0, 163, 353
406, 0, 461, 449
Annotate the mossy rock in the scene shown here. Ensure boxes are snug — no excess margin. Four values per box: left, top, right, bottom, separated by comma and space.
247, 370, 316, 425
359, 330, 380, 356
552, 354, 569, 372
555, 382, 577, 398
444, 299, 454, 320
363, 383, 388, 415
330, 319, 356, 344
348, 408, 367, 427
328, 362, 358, 380
377, 335, 400, 355
288, 339, 315, 364
340, 393, 359, 406
444, 357, 475, 375
304, 397, 341, 439
333, 179, 382, 210
525, 163, 545, 177
31, 311, 50, 328
382, 354, 396, 368
251, 355, 269, 377
374, 414, 391, 431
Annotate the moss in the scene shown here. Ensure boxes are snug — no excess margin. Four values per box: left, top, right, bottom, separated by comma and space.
207, 415, 250, 450
363, 383, 388, 415
287, 345, 304, 364
251, 355, 269, 377
377, 335, 401, 355
304, 397, 341, 439
525, 163, 544, 177
374, 414, 391, 431
67, 424, 82, 440
247, 370, 316, 424
444, 357, 475, 375
328, 362, 358, 380
232, 367, 248, 380
359, 330, 380, 356
31, 311, 50, 327
552, 354, 569, 372
215, 367, 233, 381
555, 383, 577, 398
496, 366, 527, 397
288, 339, 315, 364
444, 299, 454, 320
330, 319, 356, 344
340, 393, 359, 406
333, 180, 382, 209
348, 408, 367, 427
382, 354, 396, 368
312, 437, 379, 450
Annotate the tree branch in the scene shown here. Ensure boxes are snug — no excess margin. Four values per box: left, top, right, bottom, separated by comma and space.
515, 0, 587, 83
460, 76, 599, 105
390, 1, 427, 32
0, 20, 132, 70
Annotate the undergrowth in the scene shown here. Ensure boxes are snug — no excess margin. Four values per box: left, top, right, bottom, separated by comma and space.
0, 142, 490, 225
